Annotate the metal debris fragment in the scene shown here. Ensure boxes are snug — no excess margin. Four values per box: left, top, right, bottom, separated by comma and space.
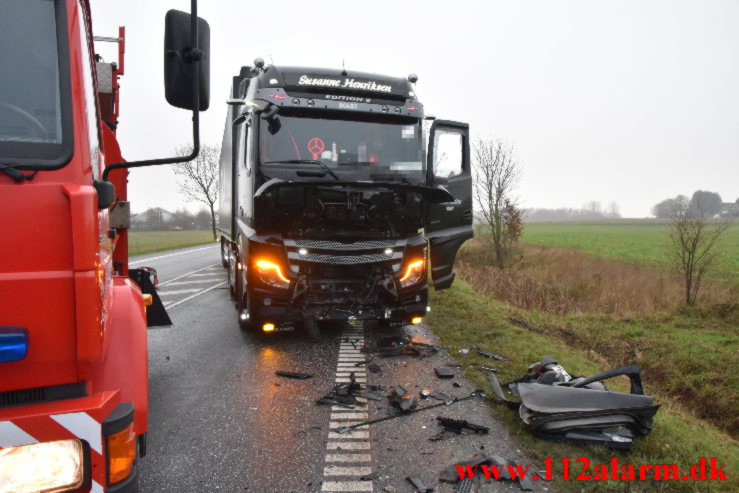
275, 371, 313, 379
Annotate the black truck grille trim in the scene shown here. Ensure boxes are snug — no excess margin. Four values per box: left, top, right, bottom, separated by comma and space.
288, 239, 403, 250
296, 252, 394, 264
0, 382, 87, 408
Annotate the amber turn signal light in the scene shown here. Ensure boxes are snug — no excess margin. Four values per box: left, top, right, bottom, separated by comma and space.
107, 424, 136, 484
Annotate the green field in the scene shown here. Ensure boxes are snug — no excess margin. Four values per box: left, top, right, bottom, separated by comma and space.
521, 221, 739, 285
128, 230, 215, 256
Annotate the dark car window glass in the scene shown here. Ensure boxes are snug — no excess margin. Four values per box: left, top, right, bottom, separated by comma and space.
260, 112, 423, 182
0, 0, 72, 167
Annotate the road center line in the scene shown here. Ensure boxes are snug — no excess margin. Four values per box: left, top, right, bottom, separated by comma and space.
322, 323, 374, 492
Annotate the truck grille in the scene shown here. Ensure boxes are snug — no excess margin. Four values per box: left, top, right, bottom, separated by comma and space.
299, 252, 393, 264
294, 239, 398, 250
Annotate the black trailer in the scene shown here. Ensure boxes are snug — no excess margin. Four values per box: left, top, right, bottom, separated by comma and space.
219, 60, 472, 338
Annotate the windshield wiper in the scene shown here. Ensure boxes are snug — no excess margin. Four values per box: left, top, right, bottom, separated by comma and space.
263, 159, 339, 181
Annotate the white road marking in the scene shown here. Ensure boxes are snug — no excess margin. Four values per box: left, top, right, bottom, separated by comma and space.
325, 454, 371, 462
324, 466, 372, 476
129, 245, 217, 266
157, 288, 203, 296
329, 422, 367, 429
186, 273, 225, 277
326, 441, 371, 450
158, 263, 220, 287
323, 324, 373, 491
328, 430, 369, 439
321, 481, 373, 492
163, 282, 225, 310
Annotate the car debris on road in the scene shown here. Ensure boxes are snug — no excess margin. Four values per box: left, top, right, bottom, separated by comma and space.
363, 335, 440, 357
275, 370, 313, 379
490, 355, 660, 449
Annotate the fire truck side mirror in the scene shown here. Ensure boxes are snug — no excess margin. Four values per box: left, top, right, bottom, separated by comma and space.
94, 179, 115, 209
164, 9, 210, 111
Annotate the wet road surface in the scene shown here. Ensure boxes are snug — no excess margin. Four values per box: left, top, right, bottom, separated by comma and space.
133, 246, 550, 492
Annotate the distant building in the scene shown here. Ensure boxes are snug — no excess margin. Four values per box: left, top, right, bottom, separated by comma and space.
718, 202, 739, 219
131, 207, 175, 230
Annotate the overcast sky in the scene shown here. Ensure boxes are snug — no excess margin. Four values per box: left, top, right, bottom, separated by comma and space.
91, 0, 739, 217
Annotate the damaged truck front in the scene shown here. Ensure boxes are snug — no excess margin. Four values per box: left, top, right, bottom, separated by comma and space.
219, 62, 472, 337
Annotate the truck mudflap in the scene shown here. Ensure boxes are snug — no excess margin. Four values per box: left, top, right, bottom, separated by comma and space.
0, 391, 132, 492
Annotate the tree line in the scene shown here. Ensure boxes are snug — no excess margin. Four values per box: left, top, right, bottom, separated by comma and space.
652, 190, 738, 219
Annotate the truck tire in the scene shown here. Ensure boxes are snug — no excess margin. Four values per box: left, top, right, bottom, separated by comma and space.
220, 237, 229, 269
304, 317, 321, 340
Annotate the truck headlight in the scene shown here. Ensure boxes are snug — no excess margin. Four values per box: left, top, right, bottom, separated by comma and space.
255, 259, 290, 289
0, 439, 84, 493
400, 259, 425, 288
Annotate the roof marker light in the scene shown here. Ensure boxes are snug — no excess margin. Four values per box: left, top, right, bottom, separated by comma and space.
0, 327, 28, 363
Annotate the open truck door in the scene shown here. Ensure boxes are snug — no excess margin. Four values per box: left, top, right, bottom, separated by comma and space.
426, 120, 474, 290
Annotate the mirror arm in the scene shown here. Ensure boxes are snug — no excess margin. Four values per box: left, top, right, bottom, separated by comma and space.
103, 0, 201, 183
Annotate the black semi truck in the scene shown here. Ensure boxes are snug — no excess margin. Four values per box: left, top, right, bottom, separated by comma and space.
218, 60, 472, 337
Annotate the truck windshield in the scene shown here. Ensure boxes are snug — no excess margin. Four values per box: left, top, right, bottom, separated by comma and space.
259, 111, 424, 183
0, 0, 72, 168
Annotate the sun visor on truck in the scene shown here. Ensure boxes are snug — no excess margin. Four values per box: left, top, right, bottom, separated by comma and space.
254, 178, 456, 204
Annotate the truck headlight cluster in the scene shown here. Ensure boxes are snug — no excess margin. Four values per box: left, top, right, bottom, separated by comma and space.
400, 259, 425, 288
255, 259, 290, 289
0, 439, 85, 493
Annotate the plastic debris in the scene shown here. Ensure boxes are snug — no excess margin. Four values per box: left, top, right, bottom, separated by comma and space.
476, 349, 506, 361
388, 386, 418, 412
406, 475, 433, 492
275, 371, 313, 379
436, 416, 489, 434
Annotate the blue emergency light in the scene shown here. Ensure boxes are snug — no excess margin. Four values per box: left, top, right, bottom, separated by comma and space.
0, 327, 28, 363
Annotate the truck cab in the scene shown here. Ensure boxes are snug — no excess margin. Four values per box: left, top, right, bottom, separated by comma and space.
220, 63, 473, 337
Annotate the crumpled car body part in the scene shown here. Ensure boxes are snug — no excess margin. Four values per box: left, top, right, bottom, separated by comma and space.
496, 358, 660, 450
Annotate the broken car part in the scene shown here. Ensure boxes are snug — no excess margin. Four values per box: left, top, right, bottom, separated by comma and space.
388, 386, 418, 412
476, 348, 506, 361
335, 392, 481, 434
434, 367, 454, 379
436, 416, 489, 434
406, 475, 433, 492
275, 370, 313, 379
494, 357, 659, 450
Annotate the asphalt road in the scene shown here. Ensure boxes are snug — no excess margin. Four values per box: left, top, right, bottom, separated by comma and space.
132, 245, 550, 493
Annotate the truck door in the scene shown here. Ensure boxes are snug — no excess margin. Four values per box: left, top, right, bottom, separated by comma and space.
426, 120, 473, 290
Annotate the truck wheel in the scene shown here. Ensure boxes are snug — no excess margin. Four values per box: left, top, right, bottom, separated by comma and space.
304, 317, 321, 340
220, 237, 229, 269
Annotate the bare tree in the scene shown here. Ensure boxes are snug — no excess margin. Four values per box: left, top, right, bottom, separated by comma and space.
669, 197, 731, 305
607, 201, 621, 218
473, 138, 523, 268
173, 144, 220, 240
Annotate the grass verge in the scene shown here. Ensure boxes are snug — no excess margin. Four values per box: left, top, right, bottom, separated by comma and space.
427, 281, 738, 492
128, 230, 215, 256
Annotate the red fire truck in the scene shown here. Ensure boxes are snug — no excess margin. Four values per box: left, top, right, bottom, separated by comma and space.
0, 1, 209, 491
